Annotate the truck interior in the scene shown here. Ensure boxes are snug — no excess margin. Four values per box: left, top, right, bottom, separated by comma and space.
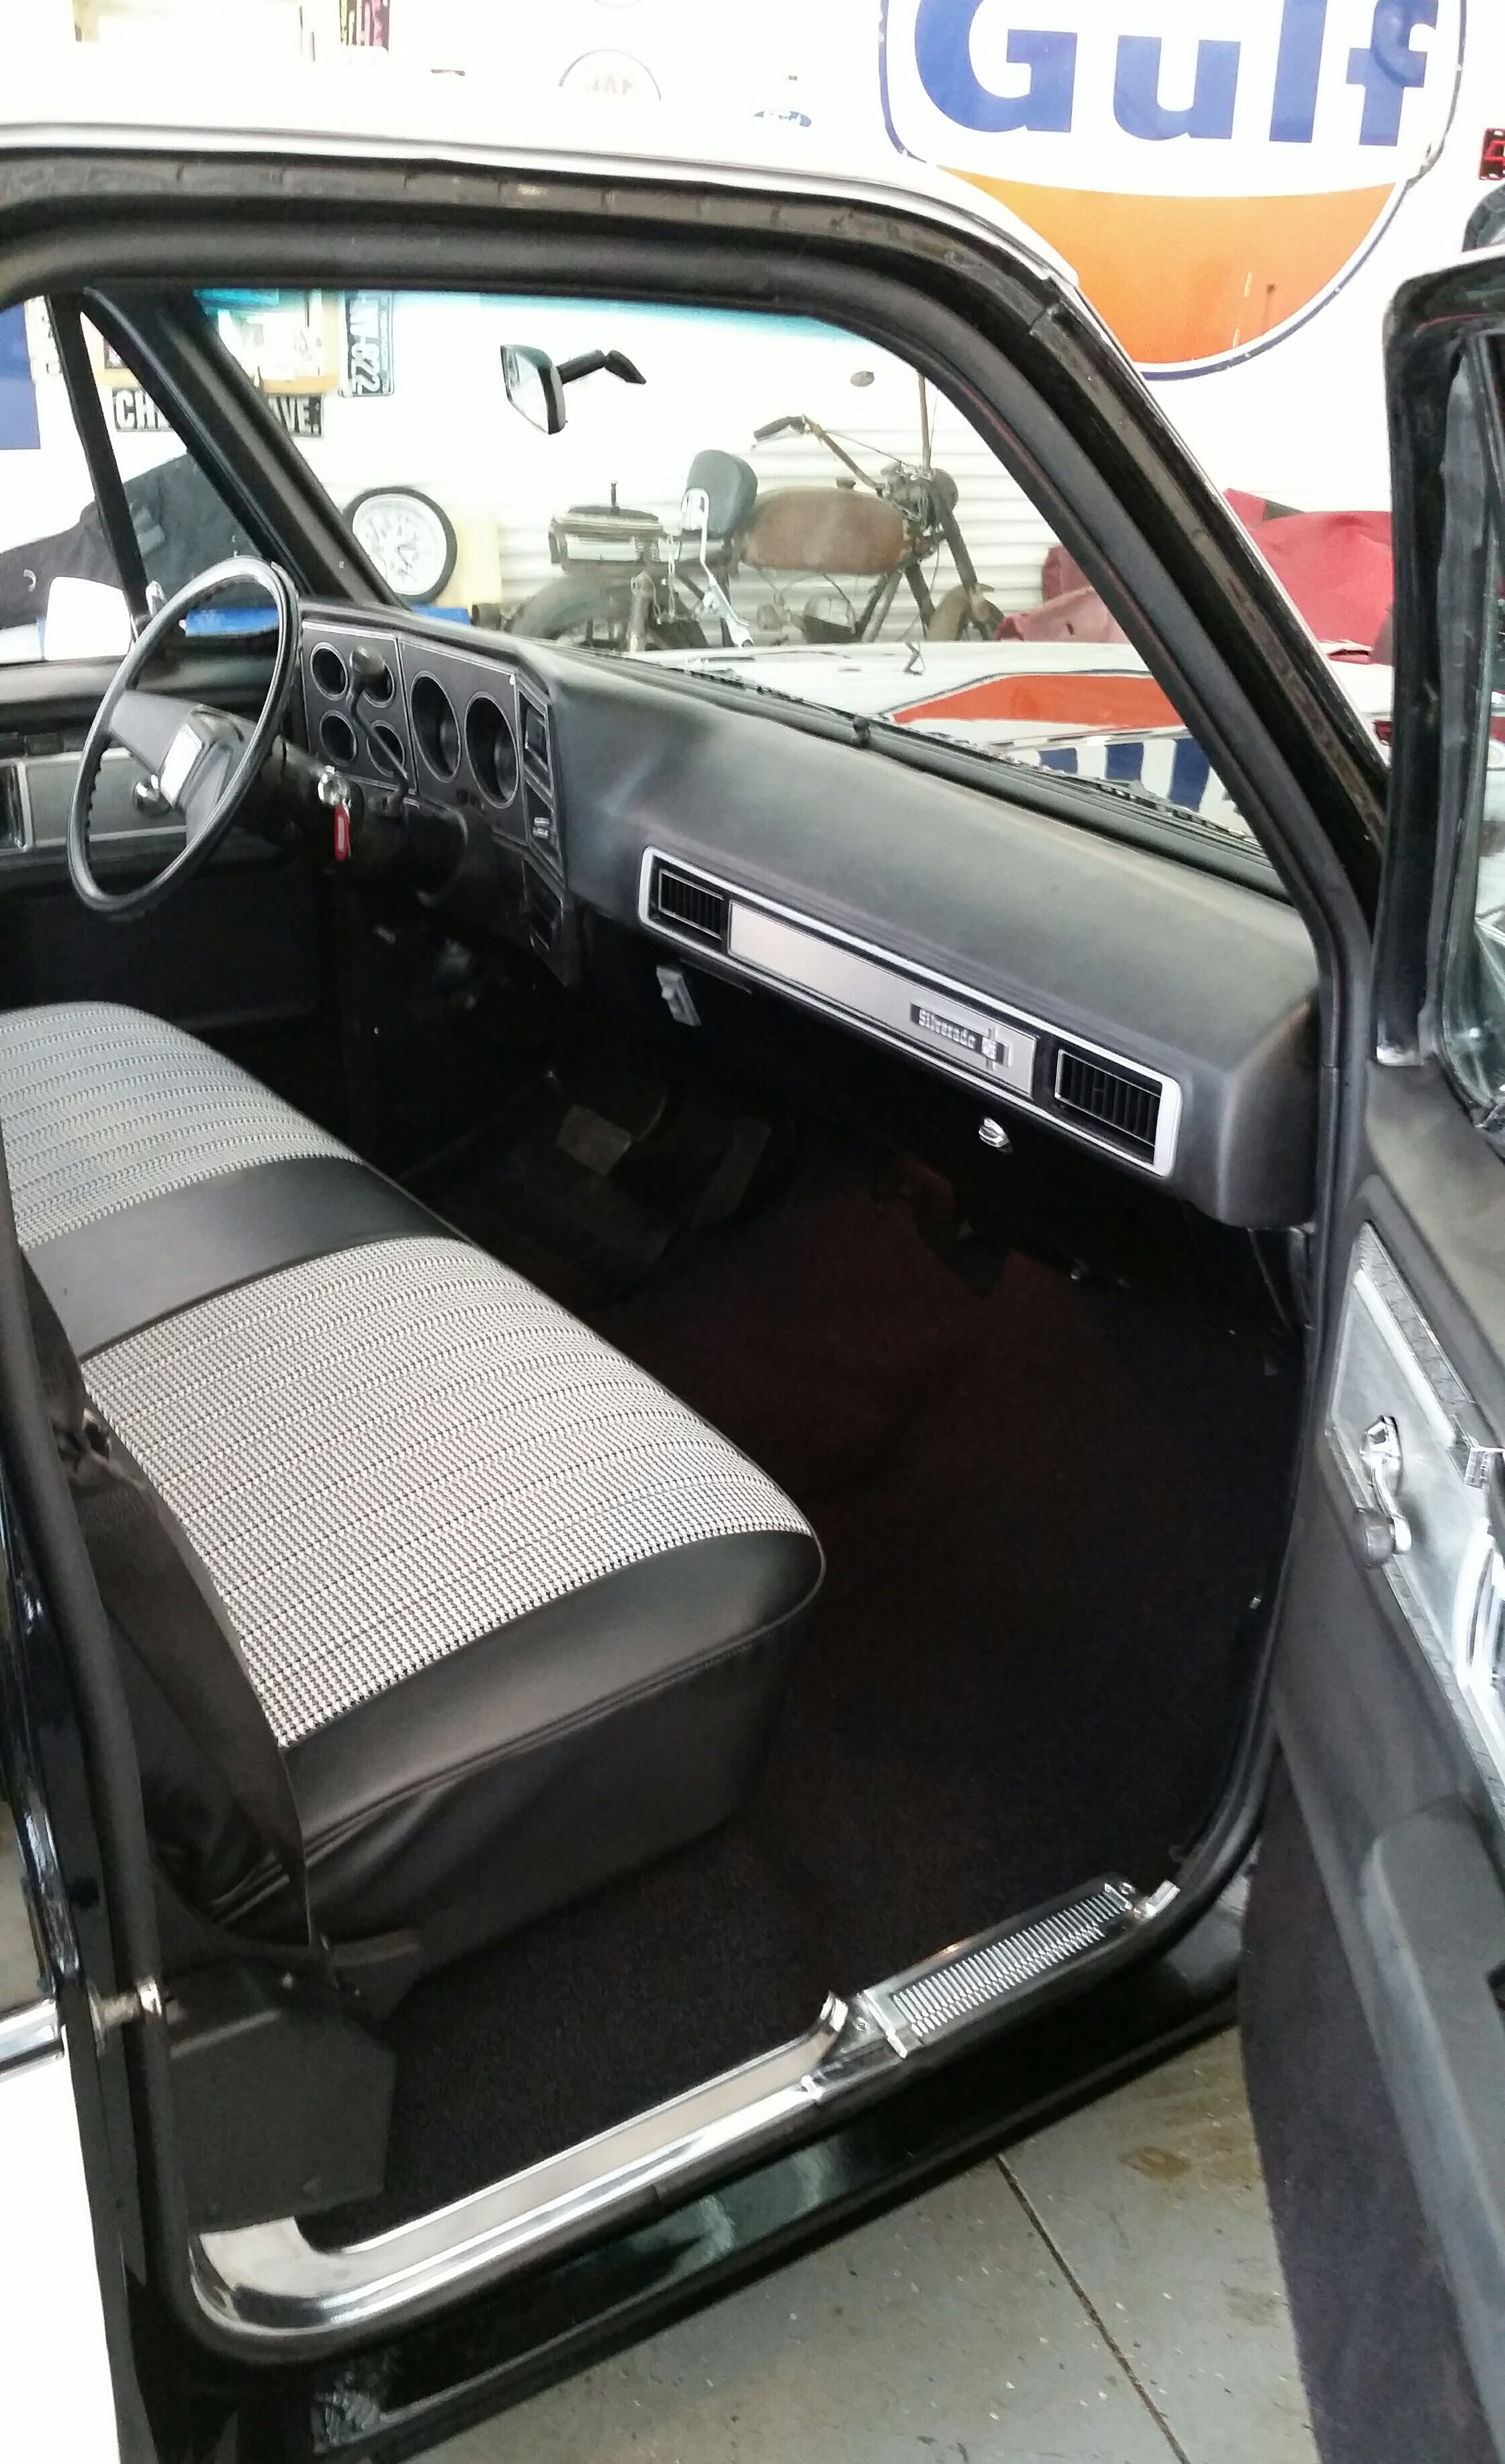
0, 261, 1357, 2350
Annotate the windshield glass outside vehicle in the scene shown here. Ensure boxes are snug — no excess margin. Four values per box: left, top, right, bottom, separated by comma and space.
228, 289, 1292, 850
0, 283, 1386, 876
0, 298, 265, 654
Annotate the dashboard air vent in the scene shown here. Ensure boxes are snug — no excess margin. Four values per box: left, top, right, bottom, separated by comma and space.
0, 762, 24, 850
651, 861, 729, 949
1054, 1045, 1161, 1161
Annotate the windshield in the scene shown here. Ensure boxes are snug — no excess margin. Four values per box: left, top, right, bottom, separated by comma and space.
158, 290, 1380, 873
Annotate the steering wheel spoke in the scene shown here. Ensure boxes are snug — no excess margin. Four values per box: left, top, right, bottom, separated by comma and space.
181, 736, 242, 844
109, 687, 203, 783
68, 558, 297, 921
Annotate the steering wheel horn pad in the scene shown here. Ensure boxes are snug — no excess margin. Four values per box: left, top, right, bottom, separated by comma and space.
67, 557, 298, 922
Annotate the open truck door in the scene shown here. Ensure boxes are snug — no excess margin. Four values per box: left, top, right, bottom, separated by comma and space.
1244, 251, 1505, 2464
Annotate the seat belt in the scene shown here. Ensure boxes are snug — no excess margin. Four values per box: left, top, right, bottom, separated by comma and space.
22, 1259, 323, 1963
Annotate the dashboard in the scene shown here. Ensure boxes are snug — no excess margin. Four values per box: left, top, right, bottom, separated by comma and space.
298, 613, 572, 972
294, 601, 1319, 1227
0, 598, 1316, 1229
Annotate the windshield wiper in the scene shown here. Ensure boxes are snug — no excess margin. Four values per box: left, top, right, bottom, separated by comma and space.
634, 657, 853, 715
623, 655, 870, 744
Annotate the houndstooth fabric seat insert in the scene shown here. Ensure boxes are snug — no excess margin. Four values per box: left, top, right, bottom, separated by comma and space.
0, 999, 350, 1249
0, 1000, 822, 1978
85, 1235, 813, 1750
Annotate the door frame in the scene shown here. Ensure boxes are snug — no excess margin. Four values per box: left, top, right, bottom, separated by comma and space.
1262, 249, 1505, 2455
0, 138, 1388, 2407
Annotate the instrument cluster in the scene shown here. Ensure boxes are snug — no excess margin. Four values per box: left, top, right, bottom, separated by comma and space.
298, 613, 572, 974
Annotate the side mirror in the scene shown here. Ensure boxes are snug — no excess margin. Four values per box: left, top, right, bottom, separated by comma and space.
42, 575, 133, 662
501, 345, 567, 436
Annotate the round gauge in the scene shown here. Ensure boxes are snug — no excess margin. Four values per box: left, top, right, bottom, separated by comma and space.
344, 486, 458, 606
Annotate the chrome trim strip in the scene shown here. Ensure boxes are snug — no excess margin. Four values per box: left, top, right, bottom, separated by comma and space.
1327, 1225, 1505, 1824
0, 1996, 61, 2076
191, 1870, 1152, 2353
729, 901, 1037, 1099
195, 1996, 849, 2348
637, 846, 1182, 1178
0, 754, 33, 850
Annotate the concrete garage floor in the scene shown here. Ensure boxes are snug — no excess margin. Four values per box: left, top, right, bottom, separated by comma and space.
433, 2028, 1316, 2464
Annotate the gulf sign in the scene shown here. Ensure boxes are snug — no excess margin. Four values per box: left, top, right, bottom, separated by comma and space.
880, 0, 1464, 371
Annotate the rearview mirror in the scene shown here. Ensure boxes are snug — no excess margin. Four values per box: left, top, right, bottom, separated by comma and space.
43, 575, 132, 662
501, 345, 567, 436
501, 343, 647, 435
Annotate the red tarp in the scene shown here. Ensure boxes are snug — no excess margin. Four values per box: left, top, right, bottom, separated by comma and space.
999, 497, 1394, 660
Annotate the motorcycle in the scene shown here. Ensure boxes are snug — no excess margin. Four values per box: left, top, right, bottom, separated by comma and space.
512, 449, 761, 652
511, 392, 1002, 651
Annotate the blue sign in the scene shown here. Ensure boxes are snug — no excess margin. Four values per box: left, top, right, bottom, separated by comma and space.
0, 306, 39, 451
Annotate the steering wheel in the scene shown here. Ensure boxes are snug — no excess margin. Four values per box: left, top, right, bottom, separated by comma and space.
68, 558, 299, 922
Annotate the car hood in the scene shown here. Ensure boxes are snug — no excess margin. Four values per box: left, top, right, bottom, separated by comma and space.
645, 637, 1394, 732
635, 639, 1395, 846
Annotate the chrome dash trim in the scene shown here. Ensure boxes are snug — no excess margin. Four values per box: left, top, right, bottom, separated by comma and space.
0, 756, 33, 851
636, 847, 1182, 1178
730, 901, 1037, 1098
0, 1995, 60, 2076
189, 1867, 1155, 2355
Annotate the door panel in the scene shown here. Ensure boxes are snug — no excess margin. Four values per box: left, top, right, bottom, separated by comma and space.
1361, 1799, 1505, 2367
1252, 268, 1505, 2462
1267, 1069, 1505, 2457
1244, 1764, 1499, 2464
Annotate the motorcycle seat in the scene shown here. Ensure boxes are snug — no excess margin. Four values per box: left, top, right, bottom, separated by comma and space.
684, 449, 758, 543
561, 502, 660, 526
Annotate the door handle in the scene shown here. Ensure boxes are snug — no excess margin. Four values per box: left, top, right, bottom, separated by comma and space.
1357, 1414, 1412, 1566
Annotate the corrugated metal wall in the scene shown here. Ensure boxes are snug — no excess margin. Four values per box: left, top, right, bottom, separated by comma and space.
296, 296, 1061, 625
0, 292, 1062, 639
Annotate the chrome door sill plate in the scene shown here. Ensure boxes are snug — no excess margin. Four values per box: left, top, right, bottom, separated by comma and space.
193, 1872, 1157, 2351
853, 1876, 1148, 2059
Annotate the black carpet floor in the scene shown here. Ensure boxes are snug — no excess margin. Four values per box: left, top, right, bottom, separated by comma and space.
312, 1150, 1295, 2244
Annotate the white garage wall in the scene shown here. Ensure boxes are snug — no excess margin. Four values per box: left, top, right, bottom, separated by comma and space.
264, 294, 1058, 625
0, 294, 1058, 637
